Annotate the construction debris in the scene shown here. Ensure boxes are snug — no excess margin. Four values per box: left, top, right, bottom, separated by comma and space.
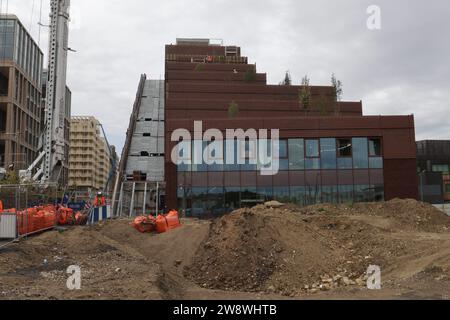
0, 199, 449, 300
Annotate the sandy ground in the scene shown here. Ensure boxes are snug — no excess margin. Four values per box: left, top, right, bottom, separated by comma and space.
0, 199, 449, 300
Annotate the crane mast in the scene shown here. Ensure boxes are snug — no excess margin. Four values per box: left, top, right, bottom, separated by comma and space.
42, 0, 70, 183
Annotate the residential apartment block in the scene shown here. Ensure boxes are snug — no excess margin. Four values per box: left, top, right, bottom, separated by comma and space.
69, 116, 111, 191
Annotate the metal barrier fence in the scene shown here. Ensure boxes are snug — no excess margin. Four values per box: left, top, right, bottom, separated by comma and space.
0, 183, 62, 240
113, 181, 166, 217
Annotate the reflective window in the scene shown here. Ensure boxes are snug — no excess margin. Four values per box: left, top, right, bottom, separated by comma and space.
337, 139, 352, 157
288, 139, 305, 170
305, 185, 321, 205
177, 141, 191, 172
258, 187, 274, 202
225, 187, 240, 213
273, 187, 290, 203
277, 140, 288, 158
320, 138, 337, 169
241, 187, 259, 207
290, 186, 306, 206
306, 158, 320, 170
432, 164, 450, 174
354, 185, 370, 202
338, 158, 353, 169
352, 138, 369, 169
225, 140, 241, 172
338, 185, 354, 204
369, 138, 382, 157
306, 139, 319, 158
369, 157, 383, 169
445, 184, 450, 193
191, 187, 208, 217
206, 140, 224, 172
322, 186, 338, 203
374, 185, 385, 201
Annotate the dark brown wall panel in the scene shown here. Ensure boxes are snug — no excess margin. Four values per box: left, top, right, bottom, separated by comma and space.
384, 159, 419, 200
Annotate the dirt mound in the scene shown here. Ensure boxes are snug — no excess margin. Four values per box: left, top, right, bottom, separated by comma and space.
300, 199, 450, 233
185, 200, 450, 296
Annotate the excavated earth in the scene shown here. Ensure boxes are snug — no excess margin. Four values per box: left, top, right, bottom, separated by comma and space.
0, 199, 449, 300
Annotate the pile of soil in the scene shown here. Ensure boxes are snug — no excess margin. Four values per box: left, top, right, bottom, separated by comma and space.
185, 199, 450, 296
1, 199, 449, 300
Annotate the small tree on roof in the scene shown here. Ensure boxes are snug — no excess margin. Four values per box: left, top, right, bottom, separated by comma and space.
280, 71, 292, 86
299, 75, 311, 112
331, 73, 343, 115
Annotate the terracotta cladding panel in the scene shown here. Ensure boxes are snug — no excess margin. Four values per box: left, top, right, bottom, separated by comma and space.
384, 159, 419, 200
383, 128, 417, 159
166, 44, 226, 56
166, 62, 256, 72
167, 83, 334, 96
167, 71, 267, 83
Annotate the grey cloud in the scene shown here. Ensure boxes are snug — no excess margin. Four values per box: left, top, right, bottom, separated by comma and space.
8, 0, 450, 152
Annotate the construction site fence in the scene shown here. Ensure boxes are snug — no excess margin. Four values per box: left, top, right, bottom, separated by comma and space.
113, 181, 166, 218
0, 183, 62, 211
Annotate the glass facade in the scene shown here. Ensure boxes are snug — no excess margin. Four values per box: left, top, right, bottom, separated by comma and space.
177, 137, 385, 217
0, 18, 43, 86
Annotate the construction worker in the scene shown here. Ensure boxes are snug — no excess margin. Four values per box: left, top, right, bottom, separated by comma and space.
94, 192, 106, 207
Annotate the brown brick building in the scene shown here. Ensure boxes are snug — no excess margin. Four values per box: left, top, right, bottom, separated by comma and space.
162, 39, 418, 216
0, 15, 44, 171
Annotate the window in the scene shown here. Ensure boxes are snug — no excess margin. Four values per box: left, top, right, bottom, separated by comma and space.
338, 185, 354, 204
192, 140, 208, 172
273, 187, 290, 203
369, 157, 384, 169
225, 187, 240, 213
290, 186, 306, 206
320, 138, 337, 169
337, 139, 352, 157
352, 138, 369, 169
432, 165, 450, 174
276, 140, 289, 171
445, 184, 450, 194
369, 138, 382, 157
306, 139, 319, 158
306, 139, 320, 170
288, 139, 305, 170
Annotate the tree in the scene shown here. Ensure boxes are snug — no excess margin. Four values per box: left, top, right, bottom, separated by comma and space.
244, 66, 257, 83
331, 73, 343, 101
280, 71, 292, 86
331, 73, 343, 115
299, 75, 311, 112
228, 101, 240, 118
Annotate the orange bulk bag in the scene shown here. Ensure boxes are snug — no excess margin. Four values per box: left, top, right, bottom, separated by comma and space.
133, 216, 156, 233
166, 210, 181, 230
156, 211, 181, 234
75, 212, 88, 226
155, 215, 168, 234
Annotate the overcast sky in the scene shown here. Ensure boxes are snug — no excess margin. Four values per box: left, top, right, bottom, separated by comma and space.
5, 0, 450, 154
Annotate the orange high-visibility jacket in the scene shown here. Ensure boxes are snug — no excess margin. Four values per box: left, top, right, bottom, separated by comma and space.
94, 196, 106, 207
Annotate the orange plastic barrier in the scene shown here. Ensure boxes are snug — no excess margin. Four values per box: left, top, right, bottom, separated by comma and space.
17, 206, 56, 236
155, 211, 181, 234
57, 207, 74, 226
75, 212, 88, 226
133, 216, 156, 233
